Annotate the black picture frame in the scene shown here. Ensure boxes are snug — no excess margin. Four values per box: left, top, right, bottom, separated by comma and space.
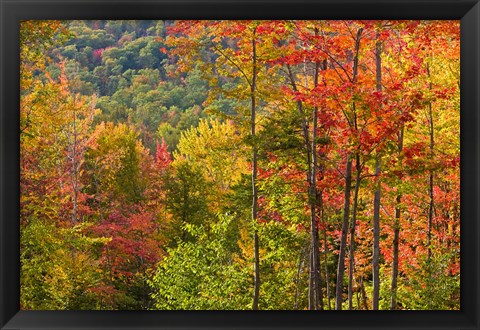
1, 0, 479, 329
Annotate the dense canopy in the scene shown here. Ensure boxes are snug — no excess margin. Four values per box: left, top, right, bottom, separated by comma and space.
20, 20, 460, 310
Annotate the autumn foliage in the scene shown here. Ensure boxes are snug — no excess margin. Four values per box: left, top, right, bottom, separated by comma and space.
20, 20, 459, 310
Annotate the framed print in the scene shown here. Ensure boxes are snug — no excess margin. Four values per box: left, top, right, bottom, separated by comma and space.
1, 0, 479, 329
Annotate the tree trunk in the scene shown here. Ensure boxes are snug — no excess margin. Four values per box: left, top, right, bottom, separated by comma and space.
251, 27, 260, 311
323, 208, 332, 310
372, 157, 381, 310
294, 245, 308, 309
253, 230, 260, 309
309, 81, 319, 310
391, 126, 404, 310
391, 194, 401, 309
372, 31, 383, 310
314, 193, 323, 310
428, 169, 434, 260
310, 52, 323, 310
426, 64, 435, 261
71, 98, 78, 227
348, 156, 361, 309
335, 156, 352, 310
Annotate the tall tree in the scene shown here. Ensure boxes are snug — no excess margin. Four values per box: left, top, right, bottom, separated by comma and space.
166, 20, 265, 309
249, 25, 261, 310
390, 125, 403, 309
335, 26, 363, 310
372, 29, 383, 310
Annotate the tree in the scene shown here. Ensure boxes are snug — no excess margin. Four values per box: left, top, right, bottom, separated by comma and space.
167, 20, 270, 309
149, 214, 251, 310
371, 28, 383, 310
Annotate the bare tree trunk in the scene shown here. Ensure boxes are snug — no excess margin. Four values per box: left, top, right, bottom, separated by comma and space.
323, 207, 332, 310
391, 194, 401, 309
314, 194, 324, 310
71, 102, 78, 227
427, 170, 434, 260
335, 156, 352, 310
348, 156, 361, 309
310, 50, 324, 310
68, 97, 80, 260
391, 126, 404, 310
253, 231, 260, 309
251, 27, 260, 311
309, 87, 319, 311
426, 64, 435, 261
372, 31, 383, 310
372, 157, 381, 310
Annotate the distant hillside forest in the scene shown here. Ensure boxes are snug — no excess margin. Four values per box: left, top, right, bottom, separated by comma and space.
20, 20, 460, 310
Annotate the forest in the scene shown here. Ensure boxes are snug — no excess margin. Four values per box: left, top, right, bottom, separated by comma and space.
20, 20, 460, 310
